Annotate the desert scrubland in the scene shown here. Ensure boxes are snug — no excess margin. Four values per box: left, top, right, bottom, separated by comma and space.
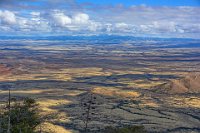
0, 37, 200, 133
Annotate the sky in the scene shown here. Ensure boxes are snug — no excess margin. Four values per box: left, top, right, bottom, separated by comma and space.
0, 0, 200, 38
78, 0, 200, 6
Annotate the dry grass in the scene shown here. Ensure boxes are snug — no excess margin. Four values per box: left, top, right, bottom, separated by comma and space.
60, 68, 112, 78
166, 96, 200, 108
0, 89, 44, 95
119, 79, 165, 89
38, 99, 72, 113
1, 67, 112, 82
139, 97, 160, 108
0, 89, 84, 98
38, 122, 79, 133
92, 87, 140, 98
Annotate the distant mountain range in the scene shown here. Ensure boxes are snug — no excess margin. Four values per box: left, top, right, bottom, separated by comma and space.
0, 35, 198, 41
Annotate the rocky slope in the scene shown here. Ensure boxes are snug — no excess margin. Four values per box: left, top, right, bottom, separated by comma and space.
156, 72, 200, 94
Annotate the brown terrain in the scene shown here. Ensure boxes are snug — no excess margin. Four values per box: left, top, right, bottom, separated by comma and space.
157, 72, 200, 94
0, 64, 11, 75
0, 64, 12, 82
0, 38, 200, 133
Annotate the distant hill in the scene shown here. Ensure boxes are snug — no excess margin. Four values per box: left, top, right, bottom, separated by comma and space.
155, 73, 200, 94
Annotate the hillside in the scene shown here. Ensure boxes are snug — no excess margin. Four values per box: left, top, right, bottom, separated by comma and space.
156, 72, 200, 94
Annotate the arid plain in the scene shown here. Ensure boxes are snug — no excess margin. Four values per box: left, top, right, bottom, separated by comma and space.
0, 37, 200, 133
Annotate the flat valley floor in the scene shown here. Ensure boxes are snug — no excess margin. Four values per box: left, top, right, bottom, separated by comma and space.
0, 37, 200, 133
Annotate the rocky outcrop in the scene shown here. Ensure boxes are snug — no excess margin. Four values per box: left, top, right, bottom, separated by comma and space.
156, 73, 200, 94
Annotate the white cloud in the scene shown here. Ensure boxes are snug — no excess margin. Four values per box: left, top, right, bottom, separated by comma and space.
0, 10, 52, 33
0, 25, 11, 31
0, 10, 17, 25
152, 21, 177, 32
88, 21, 102, 31
73, 13, 89, 24
105, 23, 112, 32
115, 23, 128, 29
51, 12, 72, 27
49, 11, 100, 32
177, 28, 184, 33
30, 12, 40, 17
114, 23, 131, 32
0, 5, 199, 38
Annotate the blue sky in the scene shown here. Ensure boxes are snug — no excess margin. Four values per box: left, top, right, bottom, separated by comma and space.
78, 0, 200, 6
0, 0, 200, 38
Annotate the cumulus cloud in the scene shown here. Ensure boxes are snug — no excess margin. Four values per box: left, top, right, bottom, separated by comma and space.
114, 23, 131, 32
0, 10, 17, 25
0, 1, 199, 38
0, 10, 52, 33
88, 21, 102, 31
49, 11, 100, 32
51, 12, 91, 27
73, 13, 89, 24
51, 12, 72, 27
30, 12, 40, 17
115, 23, 128, 29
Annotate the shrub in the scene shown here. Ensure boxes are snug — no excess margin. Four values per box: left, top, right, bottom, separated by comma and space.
0, 98, 41, 133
